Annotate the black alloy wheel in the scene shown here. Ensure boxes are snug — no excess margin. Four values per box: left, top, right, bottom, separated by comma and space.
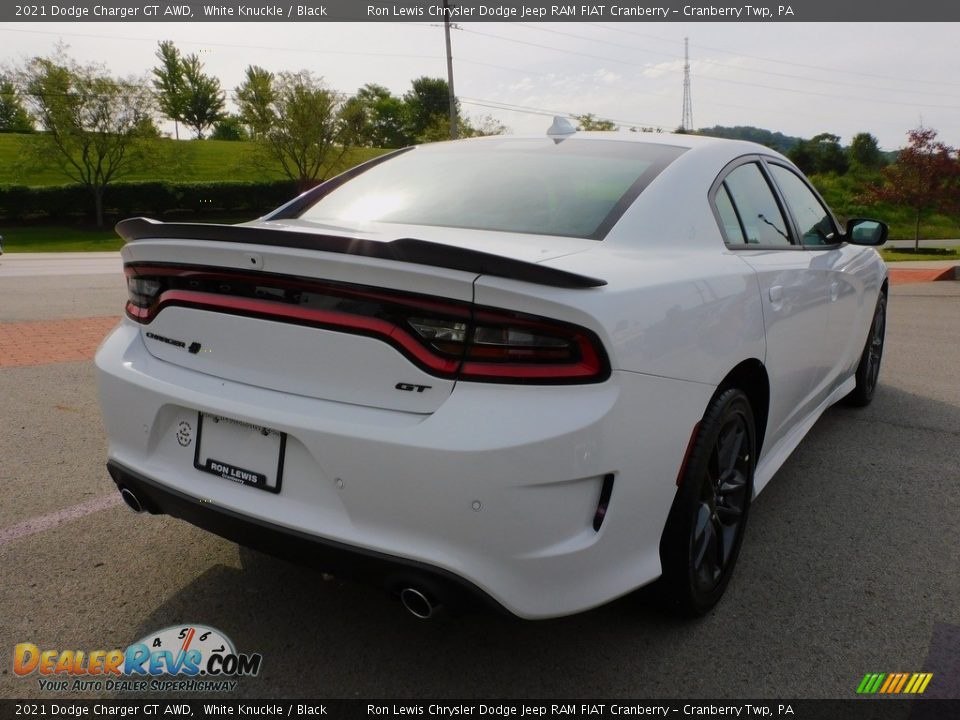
659, 388, 756, 616
844, 290, 887, 407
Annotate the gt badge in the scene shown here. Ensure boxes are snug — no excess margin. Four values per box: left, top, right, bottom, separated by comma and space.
395, 383, 432, 393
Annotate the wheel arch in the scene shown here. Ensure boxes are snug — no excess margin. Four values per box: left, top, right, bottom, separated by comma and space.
717, 359, 770, 459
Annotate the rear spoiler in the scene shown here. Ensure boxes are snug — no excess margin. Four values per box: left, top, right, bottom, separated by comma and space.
115, 218, 607, 289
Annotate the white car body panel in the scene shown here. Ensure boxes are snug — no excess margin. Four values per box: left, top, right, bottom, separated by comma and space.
97, 131, 888, 618
98, 322, 714, 618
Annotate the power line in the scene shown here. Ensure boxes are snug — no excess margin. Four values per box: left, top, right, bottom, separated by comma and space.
459, 97, 669, 131
513, 22, 960, 100
590, 23, 960, 90
0, 26, 443, 64
455, 26, 960, 111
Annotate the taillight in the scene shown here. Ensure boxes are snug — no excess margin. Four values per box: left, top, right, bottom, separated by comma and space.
125, 263, 609, 384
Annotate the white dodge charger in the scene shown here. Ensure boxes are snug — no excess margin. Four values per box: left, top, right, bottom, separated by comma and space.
96, 126, 888, 619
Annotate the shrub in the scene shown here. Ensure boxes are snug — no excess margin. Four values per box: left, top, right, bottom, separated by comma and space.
0, 180, 299, 221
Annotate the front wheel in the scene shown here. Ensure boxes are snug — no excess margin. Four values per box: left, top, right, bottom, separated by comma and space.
659, 388, 756, 616
843, 290, 887, 407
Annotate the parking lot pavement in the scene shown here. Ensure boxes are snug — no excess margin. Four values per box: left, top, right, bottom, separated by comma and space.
0, 273, 958, 700
0, 252, 122, 278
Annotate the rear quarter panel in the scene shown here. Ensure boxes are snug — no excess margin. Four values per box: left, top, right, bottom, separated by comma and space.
475, 249, 765, 387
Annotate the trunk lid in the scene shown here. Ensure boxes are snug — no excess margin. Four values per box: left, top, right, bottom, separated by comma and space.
120, 219, 600, 414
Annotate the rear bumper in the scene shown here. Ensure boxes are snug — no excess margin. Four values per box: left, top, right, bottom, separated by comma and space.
96, 320, 715, 618
107, 459, 501, 613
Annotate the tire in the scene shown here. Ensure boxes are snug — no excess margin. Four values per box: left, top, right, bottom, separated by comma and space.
843, 290, 887, 408
658, 388, 756, 616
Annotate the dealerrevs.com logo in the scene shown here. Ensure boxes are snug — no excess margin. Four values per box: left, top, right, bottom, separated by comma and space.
13, 624, 262, 693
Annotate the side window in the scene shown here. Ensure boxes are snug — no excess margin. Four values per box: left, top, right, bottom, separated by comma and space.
768, 164, 837, 246
721, 163, 792, 246
715, 184, 746, 244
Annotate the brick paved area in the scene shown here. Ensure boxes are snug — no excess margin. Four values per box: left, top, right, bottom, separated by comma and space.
0, 316, 120, 368
888, 266, 958, 285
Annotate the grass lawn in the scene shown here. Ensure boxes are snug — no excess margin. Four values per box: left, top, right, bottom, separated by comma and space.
0, 135, 385, 185
1, 216, 259, 253
880, 247, 960, 262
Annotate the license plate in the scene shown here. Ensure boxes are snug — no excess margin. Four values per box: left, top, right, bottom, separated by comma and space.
193, 413, 286, 493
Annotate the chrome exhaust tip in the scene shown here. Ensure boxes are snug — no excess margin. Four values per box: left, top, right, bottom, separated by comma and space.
399, 587, 438, 620
119, 487, 144, 514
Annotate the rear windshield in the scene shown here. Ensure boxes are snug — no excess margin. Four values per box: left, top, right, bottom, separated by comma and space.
298, 139, 686, 240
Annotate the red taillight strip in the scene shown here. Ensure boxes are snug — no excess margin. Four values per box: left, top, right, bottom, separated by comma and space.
124, 263, 611, 384
130, 290, 461, 375
125, 264, 468, 318
460, 331, 604, 380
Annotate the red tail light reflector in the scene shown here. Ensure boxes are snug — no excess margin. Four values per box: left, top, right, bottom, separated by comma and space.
125, 263, 610, 384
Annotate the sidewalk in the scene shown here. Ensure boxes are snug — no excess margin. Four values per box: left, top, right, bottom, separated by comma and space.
0, 251, 121, 277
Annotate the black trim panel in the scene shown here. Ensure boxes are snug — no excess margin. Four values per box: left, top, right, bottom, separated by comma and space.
115, 217, 607, 289
106, 460, 507, 615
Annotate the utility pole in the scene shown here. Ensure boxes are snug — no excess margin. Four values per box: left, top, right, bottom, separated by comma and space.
443, 0, 458, 139
681, 36, 693, 132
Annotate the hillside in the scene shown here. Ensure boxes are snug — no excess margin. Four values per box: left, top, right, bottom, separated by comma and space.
0, 134, 386, 186
694, 125, 804, 154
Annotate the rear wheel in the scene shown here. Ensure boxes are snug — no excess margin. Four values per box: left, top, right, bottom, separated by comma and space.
659, 388, 756, 616
843, 290, 887, 407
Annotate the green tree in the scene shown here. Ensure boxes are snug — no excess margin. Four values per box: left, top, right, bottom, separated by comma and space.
695, 125, 802, 153
21, 51, 158, 226
210, 114, 248, 141
235, 65, 276, 139
340, 83, 409, 148
180, 53, 225, 139
575, 113, 616, 131
404, 77, 456, 142
867, 126, 960, 248
152, 41, 187, 140
460, 113, 508, 138
0, 75, 34, 133
848, 132, 884, 170
260, 71, 349, 188
789, 133, 848, 175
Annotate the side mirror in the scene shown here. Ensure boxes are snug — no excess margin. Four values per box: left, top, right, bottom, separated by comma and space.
845, 218, 888, 246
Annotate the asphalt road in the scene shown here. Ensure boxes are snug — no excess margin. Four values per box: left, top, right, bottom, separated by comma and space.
0, 262, 958, 701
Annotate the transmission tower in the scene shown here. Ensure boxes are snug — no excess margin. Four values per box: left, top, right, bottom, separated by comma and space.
681, 37, 693, 132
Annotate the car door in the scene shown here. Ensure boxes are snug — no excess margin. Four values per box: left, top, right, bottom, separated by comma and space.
764, 161, 863, 397
710, 158, 832, 453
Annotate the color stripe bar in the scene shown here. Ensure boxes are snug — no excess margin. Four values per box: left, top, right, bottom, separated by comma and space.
893, 673, 909, 693
857, 672, 933, 694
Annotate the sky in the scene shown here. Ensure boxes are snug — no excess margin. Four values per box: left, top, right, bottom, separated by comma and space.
1, 21, 959, 150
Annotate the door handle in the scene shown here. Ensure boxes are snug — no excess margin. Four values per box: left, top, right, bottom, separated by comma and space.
768, 285, 784, 311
